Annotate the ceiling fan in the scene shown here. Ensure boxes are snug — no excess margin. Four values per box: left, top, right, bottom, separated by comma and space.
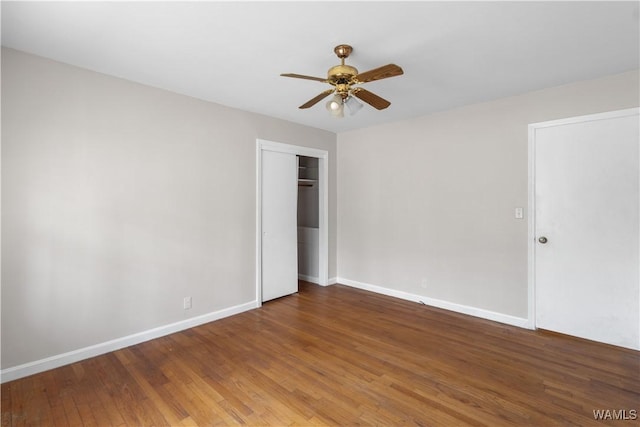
281, 44, 404, 118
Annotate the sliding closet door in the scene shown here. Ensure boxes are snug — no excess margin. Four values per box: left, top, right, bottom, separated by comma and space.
261, 149, 298, 302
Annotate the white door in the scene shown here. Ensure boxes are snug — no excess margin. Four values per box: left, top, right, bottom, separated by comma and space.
531, 108, 639, 350
261, 149, 298, 302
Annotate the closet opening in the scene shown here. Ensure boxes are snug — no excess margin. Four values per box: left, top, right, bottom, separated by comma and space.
297, 155, 320, 284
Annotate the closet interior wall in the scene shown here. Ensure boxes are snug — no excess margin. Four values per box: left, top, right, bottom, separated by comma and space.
297, 156, 320, 283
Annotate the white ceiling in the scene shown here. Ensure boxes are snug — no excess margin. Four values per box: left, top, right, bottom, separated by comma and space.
2, 1, 639, 133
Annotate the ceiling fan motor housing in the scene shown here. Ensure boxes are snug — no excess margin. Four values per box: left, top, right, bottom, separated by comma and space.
328, 44, 358, 92
327, 64, 358, 85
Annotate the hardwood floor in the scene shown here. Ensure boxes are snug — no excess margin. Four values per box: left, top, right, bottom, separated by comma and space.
2, 281, 638, 426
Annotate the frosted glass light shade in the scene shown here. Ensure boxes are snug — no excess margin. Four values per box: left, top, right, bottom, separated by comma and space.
345, 95, 363, 115
325, 94, 344, 118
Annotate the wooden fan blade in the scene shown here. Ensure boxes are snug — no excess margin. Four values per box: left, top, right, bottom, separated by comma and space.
299, 89, 334, 109
281, 73, 327, 82
355, 64, 403, 83
352, 88, 391, 110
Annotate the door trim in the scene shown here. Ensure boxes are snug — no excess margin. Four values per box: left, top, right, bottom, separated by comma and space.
256, 139, 329, 306
527, 107, 640, 330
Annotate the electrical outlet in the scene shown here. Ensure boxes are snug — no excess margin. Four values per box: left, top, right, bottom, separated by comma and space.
515, 207, 524, 219
183, 296, 192, 310
421, 279, 428, 289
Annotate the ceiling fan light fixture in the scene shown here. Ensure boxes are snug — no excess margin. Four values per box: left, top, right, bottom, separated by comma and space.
282, 44, 403, 115
345, 95, 363, 115
329, 103, 344, 118
326, 94, 344, 117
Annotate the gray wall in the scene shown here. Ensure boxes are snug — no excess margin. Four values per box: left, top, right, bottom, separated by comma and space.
1, 48, 337, 369
337, 69, 639, 318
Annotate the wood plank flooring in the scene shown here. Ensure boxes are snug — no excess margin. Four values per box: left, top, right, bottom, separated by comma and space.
2, 281, 639, 426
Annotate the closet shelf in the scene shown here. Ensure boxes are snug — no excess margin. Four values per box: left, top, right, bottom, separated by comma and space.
298, 178, 317, 187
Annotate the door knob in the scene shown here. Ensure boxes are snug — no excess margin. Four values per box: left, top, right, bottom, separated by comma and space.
538, 236, 548, 244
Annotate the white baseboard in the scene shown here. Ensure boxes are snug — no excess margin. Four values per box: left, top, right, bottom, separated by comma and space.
298, 274, 320, 284
337, 277, 530, 329
299, 275, 336, 286
1, 300, 259, 384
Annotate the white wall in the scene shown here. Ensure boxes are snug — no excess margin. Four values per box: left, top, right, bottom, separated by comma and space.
337, 69, 639, 320
1, 48, 337, 371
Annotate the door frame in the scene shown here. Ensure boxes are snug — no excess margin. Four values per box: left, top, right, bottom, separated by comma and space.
527, 107, 640, 330
256, 139, 329, 306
